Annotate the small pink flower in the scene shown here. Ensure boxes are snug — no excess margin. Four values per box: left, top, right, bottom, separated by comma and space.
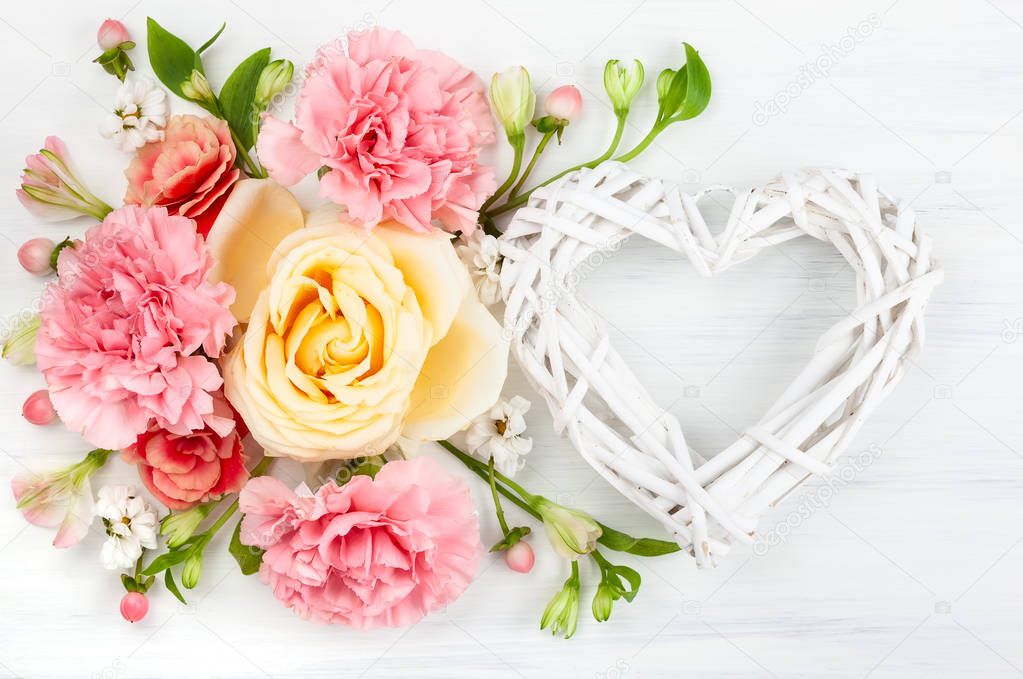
122, 392, 248, 510
504, 540, 535, 573
545, 85, 582, 123
35, 206, 236, 450
239, 457, 482, 628
22, 389, 56, 425
97, 19, 130, 51
124, 115, 240, 236
257, 27, 495, 233
17, 136, 112, 222
17, 238, 54, 276
120, 591, 148, 622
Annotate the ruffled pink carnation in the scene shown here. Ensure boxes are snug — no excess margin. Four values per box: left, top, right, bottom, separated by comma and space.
35, 206, 236, 449
239, 457, 482, 628
257, 27, 496, 233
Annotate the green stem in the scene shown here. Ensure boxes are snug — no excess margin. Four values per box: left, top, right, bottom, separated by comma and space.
509, 130, 554, 199
439, 440, 541, 520
230, 129, 265, 178
193, 455, 276, 543
487, 113, 628, 218
613, 120, 668, 163
480, 134, 524, 212
488, 456, 511, 536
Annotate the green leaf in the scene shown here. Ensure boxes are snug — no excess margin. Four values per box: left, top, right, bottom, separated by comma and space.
196, 22, 226, 57
120, 574, 139, 593
229, 520, 265, 575
675, 43, 711, 121
596, 523, 681, 556
141, 547, 190, 576
220, 47, 272, 150
146, 17, 200, 99
612, 565, 642, 602
164, 570, 187, 605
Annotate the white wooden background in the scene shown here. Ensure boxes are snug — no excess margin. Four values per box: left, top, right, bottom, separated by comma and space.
1, 1, 1022, 677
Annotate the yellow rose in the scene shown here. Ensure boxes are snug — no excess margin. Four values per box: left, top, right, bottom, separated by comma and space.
206, 179, 508, 461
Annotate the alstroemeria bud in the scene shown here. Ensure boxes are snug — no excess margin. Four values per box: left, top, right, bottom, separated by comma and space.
255, 59, 294, 108
120, 591, 148, 623
18, 137, 113, 222
490, 67, 535, 140
181, 70, 216, 107
504, 540, 535, 573
603, 59, 644, 115
656, 68, 675, 103
3, 315, 40, 366
592, 582, 615, 622
181, 549, 203, 589
97, 19, 131, 51
540, 566, 581, 639
22, 390, 57, 426
18, 238, 55, 276
534, 497, 602, 560
161, 504, 212, 549
545, 85, 582, 123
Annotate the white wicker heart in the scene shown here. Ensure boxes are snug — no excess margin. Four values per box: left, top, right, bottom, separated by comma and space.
497, 162, 942, 567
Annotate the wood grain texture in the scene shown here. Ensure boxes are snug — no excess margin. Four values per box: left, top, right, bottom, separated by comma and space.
0, 1, 1021, 677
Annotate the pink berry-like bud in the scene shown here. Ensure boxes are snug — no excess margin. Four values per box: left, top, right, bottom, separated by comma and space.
17, 238, 55, 276
504, 540, 535, 573
97, 19, 130, 51
22, 390, 56, 426
545, 85, 583, 123
120, 591, 148, 623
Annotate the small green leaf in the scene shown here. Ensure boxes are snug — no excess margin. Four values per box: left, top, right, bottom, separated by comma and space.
164, 570, 187, 605
596, 523, 681, 556
613, 565, 642, 602
120, 574, 138, 593
196, 22, 226, 57
675, 43, 711, 121
220, 47, 272, 150
146, 17, 199, 99
229, 520, 265, 575
141, 547, 190, 576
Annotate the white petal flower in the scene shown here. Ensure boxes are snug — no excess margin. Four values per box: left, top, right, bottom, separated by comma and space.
457, 230, 503, 306
100, 76, 168, 152
465, 395, 533, 477
96, 485, 159, 570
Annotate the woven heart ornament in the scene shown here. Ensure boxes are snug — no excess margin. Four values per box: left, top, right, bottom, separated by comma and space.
497, 162, 942, 567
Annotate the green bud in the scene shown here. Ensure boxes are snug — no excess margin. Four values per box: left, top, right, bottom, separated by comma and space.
3, 315, 40, 366
656, 68, 675, 103
603, 59, 644, 116
181, 70, 216, 106
161, 504, 213, 549
490, 66, 535, 139
540, 567, 580, 639
255, 59, 294, 108
592, 582, 615, 622
181, 549, 203, 589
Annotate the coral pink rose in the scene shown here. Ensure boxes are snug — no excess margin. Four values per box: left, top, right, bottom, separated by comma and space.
239, 457, 481, 628
35, 206, 236, 449
257, 27, 495, 233
122, 392, 248, 510
124, 114, 240, 236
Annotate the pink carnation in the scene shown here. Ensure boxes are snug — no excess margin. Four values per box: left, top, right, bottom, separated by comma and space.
35, 206, 236, 450
239, 457, 482, 628
257, 27, 496, 233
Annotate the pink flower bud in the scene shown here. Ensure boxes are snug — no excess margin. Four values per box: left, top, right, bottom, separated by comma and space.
545, 85, 582, 123
22, 390, 56, 426
97, 19, 130, 51
504, 540, 535, 573
120, 591, 148, 623
17, 238, 55, 276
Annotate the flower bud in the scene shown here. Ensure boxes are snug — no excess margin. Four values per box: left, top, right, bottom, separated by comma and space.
181, 70, 216, 106
18, 238, 55, 276
545, 85, 582, 123
18, 137, 112, 222
504, 540, 535, 573
540, 567, 580, 639
161, 504, 212, 548
22, 390, 56, 426
3, 315, 40, 366
603, 59, 644, 115
656, 68, 675, 103
182, 549, 203, 589
592, 582, 615, 622
490, 67, 535, 139
97, 19, 131, 51
255, 59, 294, 108
120, 591, 148, 623
534, 497, 602, 560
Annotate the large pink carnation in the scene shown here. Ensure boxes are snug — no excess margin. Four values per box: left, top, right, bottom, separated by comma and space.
257, 27, 496, 233
35, 206, 236, 449
239, 457, 482, 628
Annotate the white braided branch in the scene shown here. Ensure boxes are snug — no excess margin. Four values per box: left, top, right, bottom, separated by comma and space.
497, 162, 942, 567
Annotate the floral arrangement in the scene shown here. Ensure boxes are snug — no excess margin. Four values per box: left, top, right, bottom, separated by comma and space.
5, 16, 711, 637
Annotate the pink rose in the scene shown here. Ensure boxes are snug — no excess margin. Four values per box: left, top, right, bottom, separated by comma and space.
257, 27, 495, 233
123, 392, 248, 510
124, 115, 240, 236
239, 457, 481, 628
35, 206, 236, 449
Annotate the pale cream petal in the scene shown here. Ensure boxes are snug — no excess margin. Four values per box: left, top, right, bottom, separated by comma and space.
402, 292, 509, 442
206, 179, 305, 322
